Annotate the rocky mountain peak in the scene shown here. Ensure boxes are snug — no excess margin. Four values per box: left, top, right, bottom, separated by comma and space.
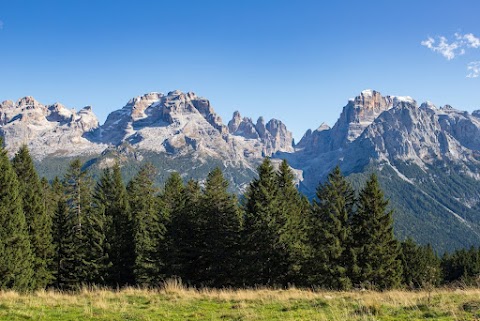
265, 118, 294, 153
442, 104, 455, 110
393, 96, 416, 107
326, 89, 394, 150
420, 101, 437, 110
127, 92, 163, 120
0, 100, 15, 109
76, 106, 100, 132
226, 112, 293, 153
46, 102, 74, 123
316, 122, 331, 131
167, 89, 183, 96
228, 111, 243, 133
16, 96, 41, 108
0, 97, 104, 158
352, 89, 393, 110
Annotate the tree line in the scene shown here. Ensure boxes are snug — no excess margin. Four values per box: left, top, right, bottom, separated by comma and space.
0, 142, 479, 291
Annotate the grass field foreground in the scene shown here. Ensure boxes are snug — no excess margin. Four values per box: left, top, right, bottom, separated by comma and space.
1, 280, 480, 320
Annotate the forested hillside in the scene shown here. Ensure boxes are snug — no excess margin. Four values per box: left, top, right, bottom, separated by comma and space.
1, 141, 479, 291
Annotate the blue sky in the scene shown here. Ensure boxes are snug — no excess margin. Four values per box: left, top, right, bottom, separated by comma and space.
1, 0, 479, 141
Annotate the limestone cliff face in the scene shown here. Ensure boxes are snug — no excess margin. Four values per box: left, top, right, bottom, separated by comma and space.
329, 89, 395, 150
295, 90, 396, 155
0, 97, 103, 158
227, 111, 294, 155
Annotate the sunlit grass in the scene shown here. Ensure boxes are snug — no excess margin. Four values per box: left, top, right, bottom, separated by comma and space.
1, 281, 480, 320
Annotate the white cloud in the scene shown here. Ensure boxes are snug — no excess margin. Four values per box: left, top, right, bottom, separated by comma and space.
467, 61, 480, 78
456, 33, 480, 48
421, 36, 463, 60
422, 33, 480, 60
422, 32, 480, 79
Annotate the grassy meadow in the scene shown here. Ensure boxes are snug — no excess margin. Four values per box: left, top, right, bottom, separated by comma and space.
1, 281, 480, 320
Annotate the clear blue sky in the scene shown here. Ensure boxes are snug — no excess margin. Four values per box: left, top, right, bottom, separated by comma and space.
1, 0, 479, 141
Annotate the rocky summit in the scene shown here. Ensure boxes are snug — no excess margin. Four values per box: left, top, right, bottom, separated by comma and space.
0, 96, 105, 158
2, 89, 480, 252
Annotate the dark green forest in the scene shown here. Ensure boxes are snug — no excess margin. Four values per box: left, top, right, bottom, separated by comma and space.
0, 141, 479, 291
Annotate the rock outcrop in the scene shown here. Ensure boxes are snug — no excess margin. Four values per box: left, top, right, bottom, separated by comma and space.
0, 97, 104, 158
227, 111, 294, 155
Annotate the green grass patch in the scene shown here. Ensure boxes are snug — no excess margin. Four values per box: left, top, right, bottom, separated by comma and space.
1, 287, 480, 320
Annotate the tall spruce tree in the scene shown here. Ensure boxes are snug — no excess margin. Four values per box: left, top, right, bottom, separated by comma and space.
159, 172, 185, 277
61, 159, 108, 287
12, 145, 54, 289
242, 157, 287, 286
162, 172, 185, 217
308, 166, 355, 289
93, 164, 134, 286
51, 181, 73, 289
166, 178, 202, 284
127, 163, 164, 286
276, 159, 309, 285
196, 168, 241, 287
349, 173, 402, 289
0, 140, 34, 290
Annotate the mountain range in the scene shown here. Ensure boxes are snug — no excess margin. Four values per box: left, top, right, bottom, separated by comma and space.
2, 89, 480, 252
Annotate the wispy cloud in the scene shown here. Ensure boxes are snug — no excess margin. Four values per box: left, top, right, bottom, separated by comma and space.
421, 33, 480, 59
457, 33, 480, 49
467, 61, 480, 78
0, 20, 3, 30
421, 36, 464, 60
422, 32, 480, 78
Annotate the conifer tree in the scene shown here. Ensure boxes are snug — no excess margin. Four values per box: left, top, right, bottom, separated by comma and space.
441, 246, 480, 284
196, 168, 241, 287
48, 177, 65, 212
60, 159, 107, 287
276, 159, 309, 285
349, 173, 402, 289
40, 177, 51, 214
161, 172, 184, 275
308, 166, 355, 289
242, 157, 287, 286
166, 178, 202, 284
93, 164, 134, 286
12, 145, 54, 289
0, 140, 34, 290
400, 238, 441, 288
127, 163, 164, 286
51, 182, 74, 289
162, 172, 185, 217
